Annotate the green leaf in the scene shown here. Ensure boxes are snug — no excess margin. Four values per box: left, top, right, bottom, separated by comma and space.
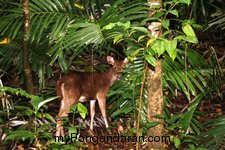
165, 39, 177, 56
175, 35, 197, 44
146, 47, 155, 55
30, 96, 57, 111
123, 21, 131, 30
68, 127, 77, 139
182, 24, 196, 37
30, 96, 44, 111
166, 114, 182, 124
123, 104, 133, 114
37, 97, 57, 110
171, 49, 177, 61
146, 38, 155, 47
171, 71, 190, 100
103, 21, 131, 30
70, 105, 77, 112
111, 109, 123, 118
131, 27, 149, 33
145, 122, 159, 129
176, 94, 202, 131
138, 35, 146, 42
187, 72, 204, 93
103, 23, 115, 30
145, 55, 157, 67
131, 48, 144, 57
162, 19, 170, 30
113, 34, 123, 44
169, 10, 178, 17
44, 113, 56, 123
5, 130, 34, 141
177, 71, 196, 96
174, 137, 181, 148
77, 103, 88, 119
151, 39, 165, 56
179, 0, 191, 5
58, 52, 68, 72
0, 87, 32, 98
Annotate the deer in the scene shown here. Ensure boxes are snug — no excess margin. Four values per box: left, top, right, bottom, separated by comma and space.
55, 56, 129, 137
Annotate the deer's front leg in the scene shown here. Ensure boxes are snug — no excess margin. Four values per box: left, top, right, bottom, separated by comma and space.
97, 95, 109, 129
90, 100, 96, 130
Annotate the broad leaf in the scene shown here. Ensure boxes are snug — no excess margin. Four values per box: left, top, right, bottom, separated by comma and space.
179, 0, 191, 5
132, 27, 149, 33
169, 10, 179, 17
162, 19, 170, 30
147, 38, 155, 47
175, 35, 197, 44
165, 39, 177, 57
30, 96, 56, 111
151, 39, 165, 56
182, 24, 196, 37
77, 103, 88, 119
145, 55, 157, 67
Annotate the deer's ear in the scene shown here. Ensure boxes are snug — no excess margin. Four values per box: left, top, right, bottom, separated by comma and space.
123, 58, 129, 64
107, 56, 115, 65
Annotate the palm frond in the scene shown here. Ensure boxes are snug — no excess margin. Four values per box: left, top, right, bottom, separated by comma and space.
0, 41, 22, 72
163, 49, 211, 101
107, 54, 145, 119
209, 9, 225, 30
198, 117, 225, 149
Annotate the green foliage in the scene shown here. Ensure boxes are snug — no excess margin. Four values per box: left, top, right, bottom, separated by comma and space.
208, 3, 225, 31
0, 86, 57, 112
70, 102, 88, 119
198, 117, 225, 149
4, 130, 34, 141
0, 86, 88, 148
0, 0, 224, 149
105, 1, 223, 149
163, 49, 211, 101
0, 0, 149, 88
30, 96, 57, 113
166, 94, 203, 132
0, 87, 52, 147
143, 2, 198, 64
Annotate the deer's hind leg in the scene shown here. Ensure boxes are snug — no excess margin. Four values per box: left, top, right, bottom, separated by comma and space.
56, 83, 79, 137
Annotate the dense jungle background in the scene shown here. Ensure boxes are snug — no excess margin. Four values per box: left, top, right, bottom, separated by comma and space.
0, 0, 224, 149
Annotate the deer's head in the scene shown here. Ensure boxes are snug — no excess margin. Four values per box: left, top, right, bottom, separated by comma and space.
106, 56, 129, 80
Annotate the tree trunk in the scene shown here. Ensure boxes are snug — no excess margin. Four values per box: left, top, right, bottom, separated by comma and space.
147, 0, 164, 148
22, 0, 34, 93
147, 60, 164, 148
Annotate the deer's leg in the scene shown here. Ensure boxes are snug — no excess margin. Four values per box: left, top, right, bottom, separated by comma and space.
56, 98, 77, 137
56, 100, 68, 137
97, 95, 109, 129
90, 100, 96, 131
56, 83, 78, 137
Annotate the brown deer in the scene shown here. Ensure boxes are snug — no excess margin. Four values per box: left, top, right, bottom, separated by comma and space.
55, 56, 128, 137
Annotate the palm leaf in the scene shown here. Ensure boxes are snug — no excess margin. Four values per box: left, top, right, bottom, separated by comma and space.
162, 49, 211, 101
198, 117, 225, 149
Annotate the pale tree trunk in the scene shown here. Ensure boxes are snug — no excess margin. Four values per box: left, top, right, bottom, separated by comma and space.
147, 60, 164, 148
147, 0, 164, 148
22, 0, 34, 93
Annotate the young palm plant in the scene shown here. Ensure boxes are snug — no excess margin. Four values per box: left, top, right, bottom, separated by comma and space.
0, 0, 224, 149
